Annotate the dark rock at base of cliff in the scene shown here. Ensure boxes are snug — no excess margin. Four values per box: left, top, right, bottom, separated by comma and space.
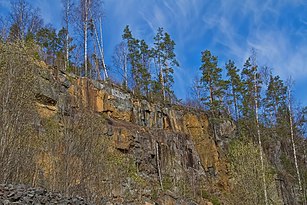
0, 184, 91, 205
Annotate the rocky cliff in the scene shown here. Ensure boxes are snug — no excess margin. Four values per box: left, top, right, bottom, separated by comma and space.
2, 42, 305, 205
33, 66, 236, 204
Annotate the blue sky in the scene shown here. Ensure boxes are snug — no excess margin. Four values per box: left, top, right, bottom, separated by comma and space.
1, 0, 307, 105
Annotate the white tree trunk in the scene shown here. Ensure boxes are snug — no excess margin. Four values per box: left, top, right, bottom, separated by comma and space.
124, 49, 128, 87
288, 88, 303, 194
84, 0, 88, 77
89, 14, 108, 80
155, 142, 163, 190
160, 68, 165, 101
99, 18, 108, 80
65, 0, 70, 71
254, 72, 269, 205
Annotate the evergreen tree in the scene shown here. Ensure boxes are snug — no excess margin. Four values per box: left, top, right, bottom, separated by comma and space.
199, 50, 226, 110
162, 32, 179, 100
122, 25, 140, 92
240, 53, 268, 205
152, 27, 164, 99
122, 25, 151, 96
57, 27, 75, 70
226, 59, 242, 120
264, 75, 287, 125
240, 57, 261, 119
152, 28, 179, 101
35, 26, 75, 68
35, 26, 58, 64
139, 39, 151, 96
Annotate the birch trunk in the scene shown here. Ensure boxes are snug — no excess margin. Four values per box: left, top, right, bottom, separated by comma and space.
64, 0, 70, 71
155, 142, 163, 190
99, 18, 108, 80
124, 49, 128, 87
254, 72, 269, 205
209, 80, 213, 105
159, 62, 165, 101
90, 15, 108, 80
94, 45, 101, 80
288, 87, 303, 196
232, 85, 239, 121
84, 0, 88, 77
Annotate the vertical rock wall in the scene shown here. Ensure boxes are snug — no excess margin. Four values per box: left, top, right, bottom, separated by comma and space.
35, 69, 236, 204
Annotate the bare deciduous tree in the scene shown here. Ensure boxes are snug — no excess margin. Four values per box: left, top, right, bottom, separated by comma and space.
8, 0, 43, 40
61, 0, 74, 71
227, 140, 282, 205
0, 42, 39, 183
112, 41, 129, 87
0, 17, 9, 41
73, 0, 106, 78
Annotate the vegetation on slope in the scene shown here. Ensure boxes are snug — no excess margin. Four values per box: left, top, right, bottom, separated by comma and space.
1, 0, 307, 204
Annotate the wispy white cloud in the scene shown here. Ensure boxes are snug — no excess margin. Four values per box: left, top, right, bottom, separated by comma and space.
102, 0, 307, 100
199, 0, 307, 76
247, 28, 307, 79
4, 0, 305, 102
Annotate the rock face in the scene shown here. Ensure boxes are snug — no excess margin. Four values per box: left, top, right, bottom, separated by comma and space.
33, 68, 236, 204
0, 184, 90, 205
69, 78, 235, 187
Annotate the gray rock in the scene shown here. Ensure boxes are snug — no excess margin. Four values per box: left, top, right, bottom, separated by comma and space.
0, 184, 92, 205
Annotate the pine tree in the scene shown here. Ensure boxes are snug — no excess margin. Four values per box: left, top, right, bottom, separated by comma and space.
152, 27, 164, 99
162, 32, 179, 101
226, 59, 242, 120
35, 26, 58, 64
57, 27, 75, 71
152, 28, 179, 101
199, 50, 226, 110
122, 26, 151, 96
264, 75, 287, 125
240, 57, 262, 119
122, 25, 140, 93
139, 39, 151, 96
239, 52, 268, 205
